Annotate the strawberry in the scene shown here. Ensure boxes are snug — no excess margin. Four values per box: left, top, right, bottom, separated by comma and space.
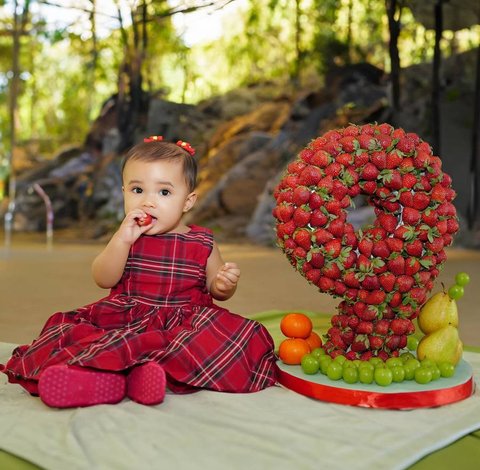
426, 237, 444, 253
292, 186, 311, 206
308, 192, 324, 210
344, 271, 360, 288
357, 321, 374, 335
299, 166, 322, 186
385, 335, 401, 351
372, 239, 391, 258
402, 174, 417, 189
385, 151, 403, 169
362, 181, 377, 194
323, 263, 341, 279
318, 175, 334, 192
351, 336, 368, 353
345, 350, 359, 360
379, 272, 395, 292
275, 203, 295, 222
324, 239, 342, 258
331, 314, 349, 328
341, 329, 355, 346
306, 269, 321, 284
377, 123, 394, 135
368, 335, 384, 350
293, 246, 307, 260
293, 206, 311, 226
410, 287, 427, 305
336, 152, 354, 166
446, 218, 459, 234
358, 238, 374, 257
310, 210, 328, 227
299, 148, 315, 163
328, 218, 345, 237
374, 319, 391, 336
389, 318, 411, 335
395, 274, 414, 293
357, 306, 378, 321
405, 239, 423, 257
314, 228, 334, 244
421, 209, 438, 226
358, 134, 378, 150
325, 162, 343, 177
310, 137, 328, 150
387, 255, 405, 275
318, 276, 335, 291
334, 281, 347, 296
396, 136, 416, 154
362, 275, 380, 290
386, 237, 403, 252
371, 151, 387, 169
399, 191, 413, 207
402, 207, 421, 225
412, 192, 430, 211
344, 125, 360, 136
308, 251, 324, 268
405, 257, 421, 275
293, 229, 311, 250
325, 200, 343, 215
377, 134, 393, 150
377, 213, 397, 233
331, 180, 349, 200
366, 290, 386, 305
287, 161, 307, 175
361, 163, 379, 180
311, 150, 330, 167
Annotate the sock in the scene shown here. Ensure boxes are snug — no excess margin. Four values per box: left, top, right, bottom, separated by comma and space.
38, 365, 126, 408
127, 362, 166, 406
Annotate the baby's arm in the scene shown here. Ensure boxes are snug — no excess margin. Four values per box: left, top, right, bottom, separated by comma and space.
206, 242, 240, 301
92, 209, 153, 288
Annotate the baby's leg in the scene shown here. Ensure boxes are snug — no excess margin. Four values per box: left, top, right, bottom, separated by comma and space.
38, 365, 126, 408
126, 362, 166, 405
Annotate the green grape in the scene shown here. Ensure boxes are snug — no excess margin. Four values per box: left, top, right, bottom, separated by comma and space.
400, 352, 415, 363
404, 359, 421, 380
311, 348, 326, 360
358, 361, 374, 371
374, 367, 393, 386
438, 362, 455, 378
342, 366, 359, 384
333, 355, 347, 365
342, 360, 355, 369
420, 359, 436, 368
407, 336, 419, 351
414, 367, 433, 384
319, 356, 332, 375
448, 284, 464, 300
301, 354, 320, 375
369, 357, 383, 366
455, 272, 470, 286
391, 366, 405, 383
327, 362, 343, 380
359, 367, 374, 384
429, 366, 441, 381
386, 357, 403, 368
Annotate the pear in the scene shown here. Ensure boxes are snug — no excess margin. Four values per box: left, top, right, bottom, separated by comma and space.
418, 291, 458, 334
416, 325, 463, 365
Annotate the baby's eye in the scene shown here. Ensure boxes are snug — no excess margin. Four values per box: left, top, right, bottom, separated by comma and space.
132, 187, 143, 194
160, 189, 170, 196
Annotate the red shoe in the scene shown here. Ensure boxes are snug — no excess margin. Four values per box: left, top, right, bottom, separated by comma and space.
127, 362, 166, 405
38, 365, 126, 408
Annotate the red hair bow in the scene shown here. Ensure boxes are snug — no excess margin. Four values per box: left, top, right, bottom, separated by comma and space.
143, 135, 164, 143
176, 140, 195, 156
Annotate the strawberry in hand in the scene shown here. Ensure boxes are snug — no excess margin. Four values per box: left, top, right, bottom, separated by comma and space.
136, 214, 153, 226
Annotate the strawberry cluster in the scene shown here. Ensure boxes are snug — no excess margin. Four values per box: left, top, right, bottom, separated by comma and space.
272, 123, 458, 361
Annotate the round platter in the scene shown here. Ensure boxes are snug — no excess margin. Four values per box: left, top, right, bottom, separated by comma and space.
276, 359, 475, 409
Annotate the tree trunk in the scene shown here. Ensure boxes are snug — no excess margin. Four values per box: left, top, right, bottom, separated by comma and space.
385, 0, 401, 116
432, 0, 443, 154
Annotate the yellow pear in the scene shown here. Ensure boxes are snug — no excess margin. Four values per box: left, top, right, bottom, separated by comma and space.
418, 291, 458, 334
417, 325, 463, 365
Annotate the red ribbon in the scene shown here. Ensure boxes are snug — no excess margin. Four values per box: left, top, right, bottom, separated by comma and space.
276, 365, 475, 409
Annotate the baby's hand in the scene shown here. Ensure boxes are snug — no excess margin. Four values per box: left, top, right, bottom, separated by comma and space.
214, 262, 240, 294
116, 209, 154, 245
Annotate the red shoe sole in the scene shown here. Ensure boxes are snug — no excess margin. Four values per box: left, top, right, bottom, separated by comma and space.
127, 362, 166, 405
38, 365, 126, 408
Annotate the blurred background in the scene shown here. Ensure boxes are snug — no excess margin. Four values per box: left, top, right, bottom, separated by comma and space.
0, 0, 479, 246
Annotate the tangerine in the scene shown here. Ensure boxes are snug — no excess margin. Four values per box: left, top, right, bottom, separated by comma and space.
278, 338, 311, 365
305, 331, 322, 350
280, 313, 313, 339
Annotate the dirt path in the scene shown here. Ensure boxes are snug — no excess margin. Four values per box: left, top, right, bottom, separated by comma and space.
1, 239, 479, 347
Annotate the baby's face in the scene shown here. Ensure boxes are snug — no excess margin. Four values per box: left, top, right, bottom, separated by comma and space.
122, 158, 196, 234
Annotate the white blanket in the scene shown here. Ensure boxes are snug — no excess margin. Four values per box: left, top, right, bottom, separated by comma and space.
0, 342, 479, 470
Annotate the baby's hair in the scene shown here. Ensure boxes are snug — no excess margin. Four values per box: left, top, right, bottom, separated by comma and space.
122, 141, 197, 192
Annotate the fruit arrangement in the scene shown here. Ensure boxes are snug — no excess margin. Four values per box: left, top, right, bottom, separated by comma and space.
272, 123, 459, 360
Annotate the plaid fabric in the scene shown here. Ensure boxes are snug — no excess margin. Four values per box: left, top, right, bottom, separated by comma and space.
1, 225, 277, 395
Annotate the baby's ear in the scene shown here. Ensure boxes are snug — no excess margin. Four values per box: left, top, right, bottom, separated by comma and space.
183, 191, 197, 212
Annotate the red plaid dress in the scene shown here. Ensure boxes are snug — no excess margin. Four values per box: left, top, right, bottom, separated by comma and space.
1, 225, 277, 395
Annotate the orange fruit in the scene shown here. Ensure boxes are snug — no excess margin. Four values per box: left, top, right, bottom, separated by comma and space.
305, 331, 322, 351
278, 338, 311, 365
280, 313, 313, 339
